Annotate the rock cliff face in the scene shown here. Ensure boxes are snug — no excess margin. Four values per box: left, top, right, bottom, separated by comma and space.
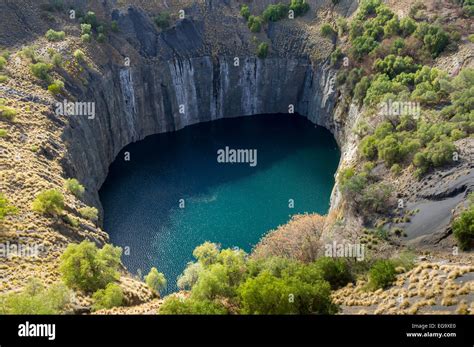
60, 5, 342, 216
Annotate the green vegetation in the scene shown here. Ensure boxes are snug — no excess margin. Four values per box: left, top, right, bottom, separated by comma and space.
97, 33, 106, 43
145, 267, 167, 294
155, 13, 170, 29
0, 56, 6, 70
64, 178, 85, 197
82, 11, 98, 29
81, 23, 92, 35
0, 279, 70, 314
48, 79, 64, 95
453, 195, 474, 250
51, 53, 63, 67
45, 29, 65, 42
81, 34, 91, 43
30, 62, 52, 81
247, 15, 263, 33
162, 242, 342, 315
320, 24, 336, 39
240, 5, 250, 20
32, 189, 64, 216
414, 23, 449, 58
91, 283, 124, 311
74, 49, 86, 62
257, 42, 269, 59
0, 105, 17, 121
111, 20, 119, 32
78, 206, 98, 222
368, 259, 397, 289
262, 3, 288, 22
59, 240, 122, 293
0, 193, 17, 221
0, 129, 7, 137
289, 0, 310, 16
330, 47, 343, 66
0, 75, 8, 83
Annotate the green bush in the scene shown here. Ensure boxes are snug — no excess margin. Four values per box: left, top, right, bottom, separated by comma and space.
257, 42, 269, 59
155, 13, 170, 29
399, 17, 417, 37
91, 283, 124, 311
415, 23, 449, 58
30, 62, 52, 81
32, 189, 64, 215
82, 11, 98, 29
45, 29, 65, 42
330, 48, 343, 66
238, 271, 337, 314
145, 267, 167, 294
353, 76, 371, 105
51, 53, 63, 67
357, 0, 383, 20
159, 296, 227, 314
453, 205, 474, 250
0, 129, 6, 137
0, 75, 7, 83
374, 55, 419, 79
0, 56, 6, 70
351, 35, 379, 60
177, 262, 203, 290
0, 105, 17, 121
59, 241, 122, 292
368, 259, 396, 290
314, 257, 352, 289
48, 79, 64, 95
289, 0, 310, 16
320, 23, 336, 38
247, 15, 263, 33
81, 34, 91, 43
240, 5, 250, 20
97, 33, 106, 43
359, 183, 393, 214
111, 20, 119, 32
0, 193, 17, 221
64, 178, 85, 197
262, 3, 289, 22
193, 242, 219, 266
81, 23, 92, 35
383, 16, 399, 38
74, 49, 86, 62
78, 206, 98, 221
0, 279, 70, 314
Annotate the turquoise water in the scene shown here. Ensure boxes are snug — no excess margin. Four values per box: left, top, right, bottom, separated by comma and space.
99, 114, 340, 294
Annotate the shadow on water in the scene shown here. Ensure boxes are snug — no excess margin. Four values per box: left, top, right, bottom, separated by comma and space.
99, 114, 340, 294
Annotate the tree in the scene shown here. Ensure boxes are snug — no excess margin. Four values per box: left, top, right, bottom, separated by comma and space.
247, 15, 262, 33
32, 189, 64, 216
314, 257, 352, 289
240, 5, 250, 20
59, 241, 122, 292
177, 262, 203, 290
145, 267, 167, 294
193, 242, 219, 266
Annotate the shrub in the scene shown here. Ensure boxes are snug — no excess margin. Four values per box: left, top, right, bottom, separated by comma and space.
0, 105, 17, 121
351, 35, 379, 60
145, 267, 167, 294
155, 13, 170, 29
81, 23, 92, 35
64, 178, 85, 197
97, 33, 106, 43
111, 20, 119, 32
0, 129, 6, 137
390, 163, 402, 175
240, 5, 250, 20
159, 296, 227, 314
0, 280, 70, 314
354, 76, 371, 105
193, 242, 219, 266
78, 206, 98, 221
0, 56, 6, 70
314, 257, 352, 289
59, 241, 122, 292
30, 62, 52, 81
73, 49, 86, 62
360, 183, 393, 214
238, 271, 337, 314
32, 189, 64, 215
0, 75, 7, 83
383, 16, 399, 38
262, 3, 289, 22
289, 0, 310, 16
91, 283, 124, 311
330, 47, 343, 66
357, 0, 383, 19
374, 55, 419, 78
247, 15, 263, 33
82, 11, 98, 29
368, 259, 396, 289
48, 79, 64, 95
45, 29, 65, 42
20, 45, 39, 63
257, 42, 269, 59
0, 193, 17, 221
81, 34, 91, 43
320, 23, 336, 38
469, 34, 474, 43
51, 53, 63, 67
415, 23, 449, 58
453, 205, 474, 250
